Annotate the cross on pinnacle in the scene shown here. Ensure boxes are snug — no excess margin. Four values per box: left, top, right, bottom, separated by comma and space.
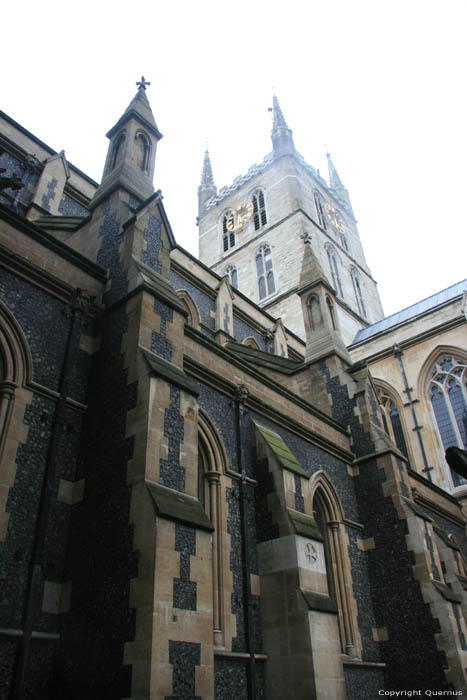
301, 232, 312, 245
136, 76, 150, 90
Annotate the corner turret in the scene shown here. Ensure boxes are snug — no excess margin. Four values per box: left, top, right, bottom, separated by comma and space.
270, 95, 295, 158
90, 77, 163, 209
198, 148, 217, 220
297, 232, 351, 364
326, 152, 353, 215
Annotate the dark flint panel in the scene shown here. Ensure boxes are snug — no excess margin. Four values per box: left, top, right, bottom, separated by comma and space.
344, 665, 385, 700
354, 457, 449, 690
233, 314, 267, 350
159, 386, 185, 492
58, 195, 89, 217
166, 640, 201, 700
56, 303, 136, 698
1, 395, 54, 629
141, 214, 162, 273
96, 200, 128, 304
346, 530, 380, 659
214, 656, 265, 700
0, 269, 72, 393
170, 270, 215, 332
320, 359, 373, 459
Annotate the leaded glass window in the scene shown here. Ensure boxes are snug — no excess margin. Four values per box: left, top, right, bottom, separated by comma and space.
378, 389, 410, 462
256, 245, 275, 300
428, 355, 467, 485
252, 190, 267, 231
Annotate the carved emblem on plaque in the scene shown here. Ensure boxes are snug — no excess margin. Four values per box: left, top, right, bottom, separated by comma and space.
305, 542, 317, 565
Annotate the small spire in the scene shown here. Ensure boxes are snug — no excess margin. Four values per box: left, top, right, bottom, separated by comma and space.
326, 152, 344, 190
271, 94, 288, 130
270, 93, 294, 157
298, 232, 330, 293
200, 148, 215, 188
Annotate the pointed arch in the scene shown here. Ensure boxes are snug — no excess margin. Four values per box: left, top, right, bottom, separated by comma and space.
256, 243, 275, 300
109, 130, 126, 171
309, 470, 360, 657
325, 244, 343, 298
243, 337, 260, 350
251, 189, 267, 230
176, 290, 201, 331
313, 190, 327, 230
373, 379, 411, 464
0, 301, 33, 386
220, 209, 235, 252
134, 130, 151, 172
350, 265, 366, 318
198, 409, 231, 645
418, 346, 467, 488
0, 302, 34, 540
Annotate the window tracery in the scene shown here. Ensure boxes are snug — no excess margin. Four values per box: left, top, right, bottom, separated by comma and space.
256, 245, 275, 300
224, 264, 238, 289
377, 387, 410, 462
428, 355, 467, 486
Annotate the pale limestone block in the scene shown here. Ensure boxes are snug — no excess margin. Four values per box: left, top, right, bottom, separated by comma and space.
57, 478, 85, 505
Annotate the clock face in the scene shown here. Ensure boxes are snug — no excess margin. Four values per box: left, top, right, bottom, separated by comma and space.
226, 202, 254, 232
324, 203, 345, 233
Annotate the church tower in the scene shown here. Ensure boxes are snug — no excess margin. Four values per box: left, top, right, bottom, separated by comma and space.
197, 95, 384, 345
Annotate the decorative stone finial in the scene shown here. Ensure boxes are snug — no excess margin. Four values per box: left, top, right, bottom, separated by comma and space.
301, 232, 312, 245
136, 76, 151, 90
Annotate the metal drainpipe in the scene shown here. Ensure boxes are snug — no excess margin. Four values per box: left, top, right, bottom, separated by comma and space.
234, 384, 256, 700
393, 344, 433, 482
10, 288, 93, 699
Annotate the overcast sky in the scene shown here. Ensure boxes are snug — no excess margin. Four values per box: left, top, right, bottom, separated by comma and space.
2, 0, 466, 317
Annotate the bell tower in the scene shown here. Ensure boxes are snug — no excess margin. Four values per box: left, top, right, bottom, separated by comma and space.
90, 77, 163, 209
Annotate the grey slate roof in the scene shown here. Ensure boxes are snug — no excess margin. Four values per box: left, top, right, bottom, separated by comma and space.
351, 279, 467, 345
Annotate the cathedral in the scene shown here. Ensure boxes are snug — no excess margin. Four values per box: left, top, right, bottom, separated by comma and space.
0, 81, 466, 699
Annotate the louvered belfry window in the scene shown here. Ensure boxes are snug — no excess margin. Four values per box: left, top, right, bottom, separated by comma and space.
252, 190, 267, 231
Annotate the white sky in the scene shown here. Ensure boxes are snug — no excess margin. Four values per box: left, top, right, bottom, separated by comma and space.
2, 0, 466, 317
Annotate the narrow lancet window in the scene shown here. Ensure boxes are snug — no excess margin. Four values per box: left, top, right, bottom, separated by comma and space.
256, 245, 275, 300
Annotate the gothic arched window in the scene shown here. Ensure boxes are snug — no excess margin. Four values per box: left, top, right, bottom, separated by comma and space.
224, 265, 238, 289
313, 191, 327, 230
377, 387, 410, 462
311, 473, 360, 658
256, 245, 275, 300
325, 245, 343, 298
222, 211, 235, 252
339, 232, 349, 252
110, 131, 126, 170
252, 190, 267, 231
428, 355, 467, 486
350, 267, 366, 319
135, 131, 151, 171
